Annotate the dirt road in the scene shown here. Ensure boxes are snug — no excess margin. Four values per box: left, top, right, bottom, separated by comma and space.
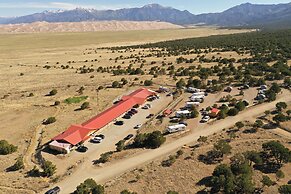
47, 93, 291, 194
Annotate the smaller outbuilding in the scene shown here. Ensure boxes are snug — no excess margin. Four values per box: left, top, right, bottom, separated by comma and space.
210, 108, 220, 118
163, 109, 173, 117
49, 140, 72, 154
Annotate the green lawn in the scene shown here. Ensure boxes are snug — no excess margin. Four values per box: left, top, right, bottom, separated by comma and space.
64, 96, 88, 104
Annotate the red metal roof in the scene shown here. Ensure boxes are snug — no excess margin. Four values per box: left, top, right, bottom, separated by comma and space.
52, 125, 93, 145
52, 88, 155, 145
163, 109, 172, 115
211, 108, 220, 113
82, 88, 155, 129
82, 98, 136, 129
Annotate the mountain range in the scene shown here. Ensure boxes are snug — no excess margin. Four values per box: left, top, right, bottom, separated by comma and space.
1, 3, 291, 28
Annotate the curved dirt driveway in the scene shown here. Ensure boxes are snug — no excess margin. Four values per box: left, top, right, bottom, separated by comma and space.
48, 92, 291, 194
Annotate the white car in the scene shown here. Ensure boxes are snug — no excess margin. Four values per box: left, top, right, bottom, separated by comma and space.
142, 104, 151, 109
201, 116, 210, 123
134, 124, 142, 129
91, 137, 103, 143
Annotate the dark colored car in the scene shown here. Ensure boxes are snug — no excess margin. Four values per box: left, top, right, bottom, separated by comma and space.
131, 109, 138, 113
45, 186, 60, 194
128, 111, 135, 115
123, 114, 131, 119
124, 134, 134, 140
115, 121, 124, 126
76, 146, 88, 153
146, 114, 154, 119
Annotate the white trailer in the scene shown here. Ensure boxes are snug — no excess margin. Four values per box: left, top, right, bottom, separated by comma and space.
191, 92, 206, 97
190, 95, 204, 102
166, 124, 186, 134
175, 110, 191, 118
187, 87, 201, 93
185, 102, 200, 108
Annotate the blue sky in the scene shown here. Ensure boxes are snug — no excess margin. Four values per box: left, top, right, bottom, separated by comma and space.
0, 0, 290, 17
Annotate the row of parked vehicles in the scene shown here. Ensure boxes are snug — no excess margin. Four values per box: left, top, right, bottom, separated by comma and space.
122, 108, 138, 119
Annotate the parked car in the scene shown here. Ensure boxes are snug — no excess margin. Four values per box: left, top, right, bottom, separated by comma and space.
124, 134, 134, 140
91, 137, 103, 143
166, 93, 173, 97
127, 111, 135, 116
146, 114, 154, 119
201, 116, 210, 123
115, 121, 124, 126
129, 110, 137, 114
76, 145, 88, 153
142, 104, 151, 109
45, 186, 60, 194
201, 111, 208, 116
179, 121, 188, 126
123, 114, 131, 119
95, 134, 105, 139
134, 124, 142, 129
131, 108, 138, 113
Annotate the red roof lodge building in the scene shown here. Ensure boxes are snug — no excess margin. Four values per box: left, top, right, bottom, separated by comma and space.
49, 88, 156, 153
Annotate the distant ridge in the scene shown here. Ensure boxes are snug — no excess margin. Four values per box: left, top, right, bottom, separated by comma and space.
1, 3, 291, 29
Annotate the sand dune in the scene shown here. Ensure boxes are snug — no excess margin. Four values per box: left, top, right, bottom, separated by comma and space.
0, 21, 183, 33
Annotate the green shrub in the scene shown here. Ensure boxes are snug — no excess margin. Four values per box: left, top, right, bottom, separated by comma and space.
54, 101, 60, 106
96, 152, 114, 164
228, 108, 239, 116
0, 140, 17, 155
48, 89, 57, 96
112, 81, 120, 88
133, 131, 166, 149
261, 175, 274, 187
279, 185, 291, 194
28, 166, 41, 177
198, 136, 207, 143
43, 160, 56, 177
80, 102, 90, 110
161, 155, 176, 167
176, 150, 184, 158
214, 140, 232, 155
74, 178, 104, 194
144, 80, 153, 86
146, 131, 166, 148
43, 117, 56, 125
116, 140, 126, 152
254, 119, 264, 128
120, 190, 137, 194
9, 156, 24, 171
276, 170, 285, 179
235, 122, 244, 129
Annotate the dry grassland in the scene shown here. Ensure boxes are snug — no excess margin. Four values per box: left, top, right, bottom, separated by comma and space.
0, 27, 264, 193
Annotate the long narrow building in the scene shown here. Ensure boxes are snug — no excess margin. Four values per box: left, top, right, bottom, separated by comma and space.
49, 88, 156, 153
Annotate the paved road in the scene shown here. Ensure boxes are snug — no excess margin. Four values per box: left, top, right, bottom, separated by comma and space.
47, 93, 291, 194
